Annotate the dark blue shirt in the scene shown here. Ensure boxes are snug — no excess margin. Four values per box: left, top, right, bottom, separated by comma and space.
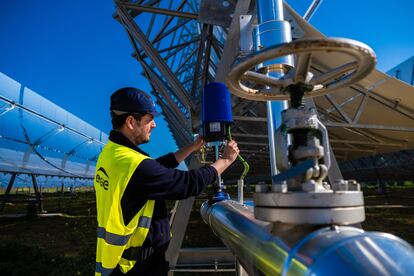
108, 130, 217, 248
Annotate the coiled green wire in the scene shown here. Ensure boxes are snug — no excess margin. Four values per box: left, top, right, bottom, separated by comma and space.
227, 125, 250, 180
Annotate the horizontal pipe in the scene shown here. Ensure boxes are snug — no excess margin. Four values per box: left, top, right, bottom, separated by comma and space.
233, 115, 267, 122
201, 200, 414, 275
231, 114, 414, 132
0, 96, 104, 145
0, 170, 93, 179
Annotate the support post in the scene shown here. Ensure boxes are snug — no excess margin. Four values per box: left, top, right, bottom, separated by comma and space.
0, 173, 17, 212
31, 174, 44, 213
61, 181, 65, 196
166, 155, 200, 271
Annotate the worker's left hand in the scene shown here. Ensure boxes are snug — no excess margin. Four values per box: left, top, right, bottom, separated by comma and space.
192, 135, 205, 151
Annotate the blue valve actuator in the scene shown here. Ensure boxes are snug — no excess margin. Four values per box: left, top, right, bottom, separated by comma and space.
202, 82, 233, 123
202, 82, 233, 142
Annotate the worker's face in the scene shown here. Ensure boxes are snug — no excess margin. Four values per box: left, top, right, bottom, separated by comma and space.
133, 113, 156, 145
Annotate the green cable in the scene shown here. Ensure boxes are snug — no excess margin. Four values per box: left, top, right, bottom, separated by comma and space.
227, 125, 250, 180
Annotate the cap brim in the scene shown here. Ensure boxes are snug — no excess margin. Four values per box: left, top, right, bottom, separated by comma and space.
111, 109, 160, 117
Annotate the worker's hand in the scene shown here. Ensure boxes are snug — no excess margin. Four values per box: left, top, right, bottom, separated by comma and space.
222, 140, 239, 163
192, 134, 205, 152
210, 140, 240, 175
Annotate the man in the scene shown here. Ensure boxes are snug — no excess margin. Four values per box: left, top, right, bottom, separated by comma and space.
94, 87, 239, 275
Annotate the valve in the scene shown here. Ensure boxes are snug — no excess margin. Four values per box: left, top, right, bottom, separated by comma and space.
227, 38, 376, 101
252, 82, 366, 225
225, 38, 375, 225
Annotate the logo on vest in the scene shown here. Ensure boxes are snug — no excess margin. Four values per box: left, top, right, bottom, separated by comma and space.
96, 167, 109, 190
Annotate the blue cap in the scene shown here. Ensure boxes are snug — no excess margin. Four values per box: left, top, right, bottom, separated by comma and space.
110, 87, 159, 116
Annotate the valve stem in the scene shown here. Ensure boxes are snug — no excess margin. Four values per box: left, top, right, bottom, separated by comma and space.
286, 82, 314, 108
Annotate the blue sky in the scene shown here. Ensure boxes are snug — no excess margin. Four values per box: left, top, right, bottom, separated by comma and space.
288, 0, 414, 71
0, 0, 413, 156
0, 0, 177, 157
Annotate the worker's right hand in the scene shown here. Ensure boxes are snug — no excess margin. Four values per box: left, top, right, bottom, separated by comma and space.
192, 134, 205, 152
222, 140, 239, 163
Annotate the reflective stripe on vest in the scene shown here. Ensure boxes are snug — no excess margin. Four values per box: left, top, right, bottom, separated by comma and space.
96, 215, 151, 246
95, 262, 114, 276
138, 216, 151, 229
97, 227, 132, 246
94, 141, 155, 275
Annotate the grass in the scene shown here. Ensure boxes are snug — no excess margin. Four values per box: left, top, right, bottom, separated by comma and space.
0, 193, 97, 275
362, 188, 414, 245
0, 188, 413, 275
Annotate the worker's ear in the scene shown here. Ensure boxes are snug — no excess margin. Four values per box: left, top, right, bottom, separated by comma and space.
125, 115, 136, 130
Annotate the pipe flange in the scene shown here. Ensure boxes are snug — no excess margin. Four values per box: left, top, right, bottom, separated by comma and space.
226, 38, 376, 101
254, 206, 365, 225
253, 191, 365, 225
253, 191, 364, 207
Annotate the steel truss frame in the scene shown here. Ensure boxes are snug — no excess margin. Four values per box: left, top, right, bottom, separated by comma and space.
113, 0, 414, 270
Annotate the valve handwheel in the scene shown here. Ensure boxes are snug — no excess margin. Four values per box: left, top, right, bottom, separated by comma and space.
226, 38, 376, 101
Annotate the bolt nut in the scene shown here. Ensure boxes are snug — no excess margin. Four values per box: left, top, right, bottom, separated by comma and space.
322, 181, 332, 190
302, 180, 317, 192
347, 179, 360, 191
333, 179, 348, 191
272, 183, 288, 192
255, 184, 268, 193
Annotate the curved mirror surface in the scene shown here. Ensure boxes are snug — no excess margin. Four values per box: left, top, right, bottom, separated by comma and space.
0, 72, 108, 187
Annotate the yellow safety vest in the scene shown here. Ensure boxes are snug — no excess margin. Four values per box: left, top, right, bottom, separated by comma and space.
94, 141, 155, 275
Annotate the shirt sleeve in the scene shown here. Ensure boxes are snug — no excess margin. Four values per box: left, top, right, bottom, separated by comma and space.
129, 159, 217, 200
155, 152, 179, 169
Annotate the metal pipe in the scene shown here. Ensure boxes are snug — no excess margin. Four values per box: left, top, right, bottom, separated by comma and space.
256, 0, 284, 22
0, 95, 104, 145
237, 179, 244, 203
303, 0, 323, 21
266, 101, 277, 177
256, 0, 293, 182
214, 143, 222, 190
267, 100, 285, 178
201, 200, 414, 275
